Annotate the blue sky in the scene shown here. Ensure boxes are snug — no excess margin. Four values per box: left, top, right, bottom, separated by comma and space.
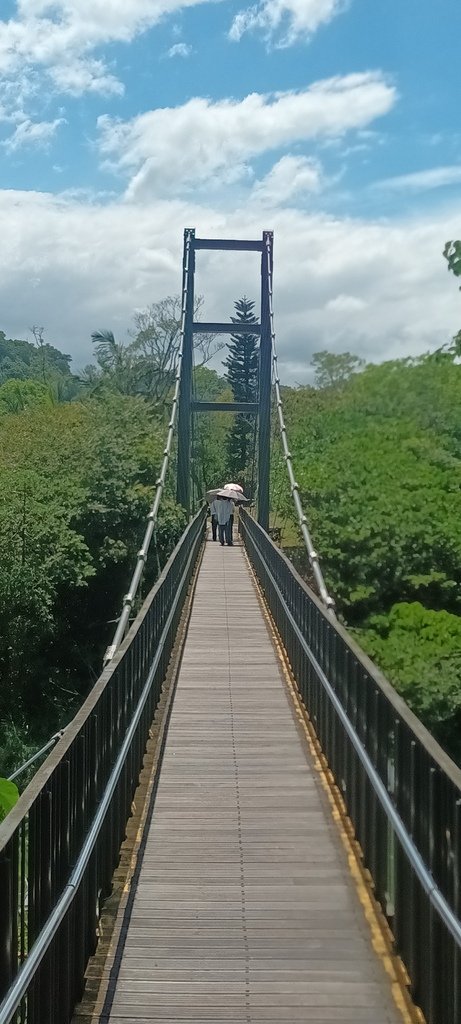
1, 0, 461, 380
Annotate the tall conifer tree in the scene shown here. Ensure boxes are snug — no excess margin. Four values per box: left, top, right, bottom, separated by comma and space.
223, 297, 259, 491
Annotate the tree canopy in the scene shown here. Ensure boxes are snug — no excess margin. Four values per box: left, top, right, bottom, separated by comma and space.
0, 360, 187, 777
85, 295, 222, 404
0, 330, 78, 398
271, 349, 461, 762
310, 350, 365, 389
223, 296, 259, 493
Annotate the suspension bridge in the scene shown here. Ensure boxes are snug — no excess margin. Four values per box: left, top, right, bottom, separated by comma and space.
0, 230, 461, 1024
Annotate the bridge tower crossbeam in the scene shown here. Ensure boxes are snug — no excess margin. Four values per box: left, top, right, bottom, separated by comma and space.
176, 228, 273, 530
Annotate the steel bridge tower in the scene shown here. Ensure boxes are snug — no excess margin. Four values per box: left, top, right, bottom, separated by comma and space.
176, 228, 273, 530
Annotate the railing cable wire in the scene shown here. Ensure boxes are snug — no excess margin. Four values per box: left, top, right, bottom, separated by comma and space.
265, 238, 335, 614
7, 731, 65, 783
103, 230, 193, 664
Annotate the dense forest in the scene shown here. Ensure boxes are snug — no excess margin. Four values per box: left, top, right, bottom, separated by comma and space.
2, 261, 461, 788
271, 345, 461, 763
0, 310, 231, 782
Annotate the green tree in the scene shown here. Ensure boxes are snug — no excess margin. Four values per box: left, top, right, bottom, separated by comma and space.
442, 241, 461, 357
191, 367, 234, 497
269, 351, 461, 764
272, 353, 461, 620
0, 378, 54, 413
90, 329, 136, 395
193, 366, 227, 401
87, 296, 222, 405
0, 393, 187, 770
443, 240, 461, 281
131, 295, 220, 401
0, 330, 77, 398
223, 297, 259, 492
311, 350, 365, 389
355, 602, 461, 763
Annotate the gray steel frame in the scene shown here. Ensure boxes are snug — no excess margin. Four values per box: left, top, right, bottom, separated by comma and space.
176, 228, 273, 529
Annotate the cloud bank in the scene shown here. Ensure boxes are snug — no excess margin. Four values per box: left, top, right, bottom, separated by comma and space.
0, 189, 458, 384
97, 73, 396, 199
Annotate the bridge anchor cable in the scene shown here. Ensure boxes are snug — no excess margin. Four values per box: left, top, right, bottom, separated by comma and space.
265, 239, 336, 615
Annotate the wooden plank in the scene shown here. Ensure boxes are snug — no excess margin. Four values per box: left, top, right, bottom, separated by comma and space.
102, 540, 405, 1024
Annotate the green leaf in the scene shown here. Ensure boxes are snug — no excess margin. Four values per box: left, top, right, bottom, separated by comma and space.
0, 777, 19, 823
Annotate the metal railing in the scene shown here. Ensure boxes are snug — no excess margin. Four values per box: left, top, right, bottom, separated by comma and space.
0, 507, 206, 1024
239, 508, 461, 1024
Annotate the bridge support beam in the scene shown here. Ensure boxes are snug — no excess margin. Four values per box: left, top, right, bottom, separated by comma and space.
176, 229, 272, 526
258, 231, 273, 532
176, 228, 195, 513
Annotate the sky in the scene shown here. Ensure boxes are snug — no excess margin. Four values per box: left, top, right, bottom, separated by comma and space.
1, 0, 461, 382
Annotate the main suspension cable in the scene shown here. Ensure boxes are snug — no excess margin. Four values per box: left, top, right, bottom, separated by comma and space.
265, 238, 336, 615
103, 230, 193, 665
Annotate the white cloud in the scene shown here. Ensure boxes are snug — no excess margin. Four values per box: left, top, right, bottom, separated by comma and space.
252, 155, 324, 204
229, 0, 347, 46
0, 0, 212, 110
325, 293, 366, 313
0, 189, 459, 385
166, 41, 192, 57
50, 59, 124, 97
97, 73, 396, 199
375, 165, 461, 192
3, 116, 65, 151
0, 69, 39, 125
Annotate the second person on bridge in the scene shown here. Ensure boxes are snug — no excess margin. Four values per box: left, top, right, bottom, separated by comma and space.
215, 494, 234, 546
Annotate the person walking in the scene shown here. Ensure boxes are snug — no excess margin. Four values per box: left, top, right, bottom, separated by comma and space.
209, 497, 218, 541
215, 496, 234, 546
226, 506, 234, 546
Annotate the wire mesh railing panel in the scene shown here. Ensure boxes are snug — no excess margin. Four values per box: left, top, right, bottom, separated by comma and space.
239, 508, 461, 1024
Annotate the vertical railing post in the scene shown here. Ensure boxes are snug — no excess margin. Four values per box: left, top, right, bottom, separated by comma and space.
454, 799, 461, 1024
258, 230, 272, 530
177, 228, 195, 516
0, 854, 13, 998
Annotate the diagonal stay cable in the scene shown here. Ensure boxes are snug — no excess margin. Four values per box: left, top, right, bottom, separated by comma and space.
7, 731, 65, 783
103, 229, 194, 664
264, 236, 336, 615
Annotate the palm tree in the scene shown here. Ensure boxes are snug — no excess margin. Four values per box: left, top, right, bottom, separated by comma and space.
90, 329, 135, 394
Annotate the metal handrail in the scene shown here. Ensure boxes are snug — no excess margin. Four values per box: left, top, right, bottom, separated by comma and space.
264, 237, 335, 613
240, 508, 461, 1024
0, 511, 204, 1024
103, 229, 194, 665
0, 507, 206, 1024
253, 526, 461, 946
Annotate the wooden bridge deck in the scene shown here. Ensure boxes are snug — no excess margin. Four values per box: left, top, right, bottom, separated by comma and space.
99, 536, 405, 1023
